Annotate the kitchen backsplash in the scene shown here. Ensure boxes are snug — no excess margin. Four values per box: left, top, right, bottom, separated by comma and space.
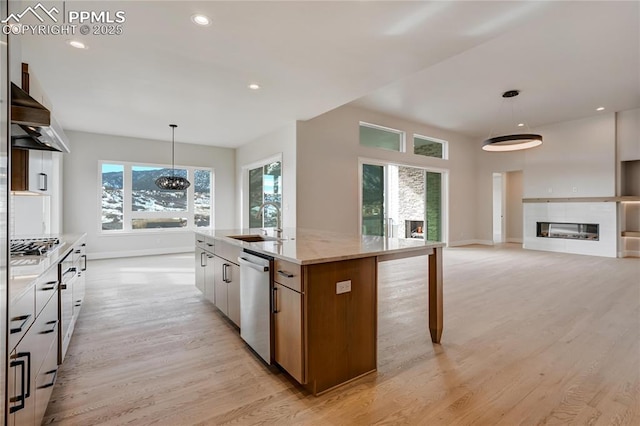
11, 194, 51, 236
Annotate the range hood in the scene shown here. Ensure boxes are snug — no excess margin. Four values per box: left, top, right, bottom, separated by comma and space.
10, 68, 70, 153
11, 120, 70, 153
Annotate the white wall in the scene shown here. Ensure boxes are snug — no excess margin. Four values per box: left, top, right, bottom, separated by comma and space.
475, 113, 617, 242
617, 108, 640, 162
63, 130, 235, 258
524, 113, 616, 198
235, 123, 296, 229
296, 105, 477, 245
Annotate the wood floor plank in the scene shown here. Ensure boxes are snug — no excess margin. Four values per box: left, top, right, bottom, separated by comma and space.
43, 246, 639, 425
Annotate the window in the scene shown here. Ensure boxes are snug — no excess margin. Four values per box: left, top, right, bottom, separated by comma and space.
360, 122, 404, 152
101, 164, 124, 230
100, 162, 213, 232
248, 160, 282, 228
414, 135, 447, 159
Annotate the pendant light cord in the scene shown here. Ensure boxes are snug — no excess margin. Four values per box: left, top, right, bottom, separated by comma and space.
170, 124, 177, 177
486, 98, 506, 139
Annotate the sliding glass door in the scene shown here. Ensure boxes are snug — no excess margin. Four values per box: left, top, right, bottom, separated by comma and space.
362, 164, 385, 236
361, 162, 444, 242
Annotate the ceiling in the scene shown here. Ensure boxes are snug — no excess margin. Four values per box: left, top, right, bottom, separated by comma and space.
18, 1, 640, 148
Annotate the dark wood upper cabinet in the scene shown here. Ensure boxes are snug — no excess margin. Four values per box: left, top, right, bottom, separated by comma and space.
11, 148, 29, 192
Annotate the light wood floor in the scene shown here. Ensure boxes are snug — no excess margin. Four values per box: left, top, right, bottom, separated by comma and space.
43, 245, 639, 425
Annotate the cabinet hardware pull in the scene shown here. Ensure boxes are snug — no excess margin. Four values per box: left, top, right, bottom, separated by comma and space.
75, 303, 81, 307
42, 280, 57, 291
74, 249, 81, 254
16, 352, 31, 398
9, 358, 25, 413
81, 243, 86, 247
38, 369, 58, 389
277, 270, 294, 278
206, 243, 214, 247
273, 287, 279, 314
223, 263, 229, 283
62, 267, 77, 281
197, 239, 204, 243
41, 320, 58, 334
10, 314, 32, 334
81, 254, 87, 272
201, 252, 206, 267
60, 283, 67, 290
38, 172, 47, 191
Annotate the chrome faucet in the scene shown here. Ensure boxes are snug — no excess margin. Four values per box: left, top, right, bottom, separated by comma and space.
256, 202, 282, 239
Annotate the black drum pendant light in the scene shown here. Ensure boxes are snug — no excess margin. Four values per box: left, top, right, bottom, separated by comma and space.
155, 124, 191, 190
482, 90, 543, 152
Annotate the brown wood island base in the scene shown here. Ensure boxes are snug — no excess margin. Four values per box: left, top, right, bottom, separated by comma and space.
304, 257, 377, 395
200, 229, 446, 396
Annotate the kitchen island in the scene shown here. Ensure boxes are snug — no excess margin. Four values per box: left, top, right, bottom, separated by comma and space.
195, 228, 445, 395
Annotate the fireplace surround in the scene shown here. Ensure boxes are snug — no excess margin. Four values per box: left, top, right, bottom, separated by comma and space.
523, 201, 616, 257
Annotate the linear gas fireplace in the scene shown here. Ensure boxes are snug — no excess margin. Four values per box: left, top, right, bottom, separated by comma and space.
537, 222, 599, 241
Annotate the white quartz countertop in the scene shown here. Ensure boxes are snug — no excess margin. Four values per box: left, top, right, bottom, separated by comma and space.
196, 228, 444, 265
9, 233, 86, 302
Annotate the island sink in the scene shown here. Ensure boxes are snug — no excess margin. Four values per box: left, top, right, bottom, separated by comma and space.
228, 234, 278, 243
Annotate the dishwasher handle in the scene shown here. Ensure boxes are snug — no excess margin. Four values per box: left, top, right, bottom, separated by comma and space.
238, 257, 269, 272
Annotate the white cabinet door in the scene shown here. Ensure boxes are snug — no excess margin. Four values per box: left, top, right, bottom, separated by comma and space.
214, 256, 228, 315
195, 248, 205, 294
28, 150, 52, 194
227, 263, 241, 327
204, 252, 215, 304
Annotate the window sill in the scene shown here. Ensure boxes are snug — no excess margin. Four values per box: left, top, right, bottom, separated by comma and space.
99, 228, 212, 237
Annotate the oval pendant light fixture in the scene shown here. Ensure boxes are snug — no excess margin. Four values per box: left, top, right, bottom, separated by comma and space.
155, 124, 191, 190
482, 90, 543, 152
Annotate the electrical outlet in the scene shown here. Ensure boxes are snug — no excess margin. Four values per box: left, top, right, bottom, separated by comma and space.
572, 187, 578, 193
336, 280, 351, 295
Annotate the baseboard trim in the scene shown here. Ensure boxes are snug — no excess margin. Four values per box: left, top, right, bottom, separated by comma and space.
621, 250, 640, 258
448, 239, 493, 247
506, 238, 523, 243
89, 247, 194, 260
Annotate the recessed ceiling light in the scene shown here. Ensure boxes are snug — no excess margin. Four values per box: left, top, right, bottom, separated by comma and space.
517, 123, 524, 127
248, 83, 261, 90
67, 40, 87, 49
596, 106, 605, 111
191, 14, 211, 26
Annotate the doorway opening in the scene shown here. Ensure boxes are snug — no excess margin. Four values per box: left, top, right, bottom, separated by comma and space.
492, 171, 524, 245
360, 161, 447, 242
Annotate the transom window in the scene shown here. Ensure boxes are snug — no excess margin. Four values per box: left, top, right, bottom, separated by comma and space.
360, 122, 405, 152
100, 161, 213, 232
414, 134, 448, 159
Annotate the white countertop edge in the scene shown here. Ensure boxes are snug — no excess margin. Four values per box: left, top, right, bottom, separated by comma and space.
196, 228, 444, 265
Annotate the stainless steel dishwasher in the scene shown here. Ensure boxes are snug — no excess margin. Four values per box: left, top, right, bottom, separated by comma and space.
238, 250, 273, 364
